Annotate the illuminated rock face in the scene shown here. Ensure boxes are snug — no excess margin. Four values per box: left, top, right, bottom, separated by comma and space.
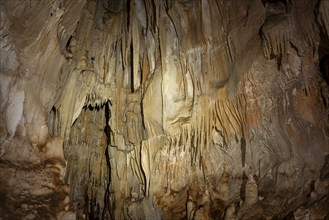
1, 0, 329, 219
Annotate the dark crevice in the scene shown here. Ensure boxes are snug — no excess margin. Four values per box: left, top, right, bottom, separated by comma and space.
130, 42, 134, 93
240, 171, 248, 202
289, 41, 301, 57
48, 106, 57, 136
261, 0, 288, 6
320, 55, 329, 85
140, 102, 146, 131
65, 35, 73, 52
240, 137, 246, 168
104, 101, 112, 145
126, 0, 131, 29
104, 100, 112, 219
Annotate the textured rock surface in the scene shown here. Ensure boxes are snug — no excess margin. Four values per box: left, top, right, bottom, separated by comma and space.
1, 0, 329, 219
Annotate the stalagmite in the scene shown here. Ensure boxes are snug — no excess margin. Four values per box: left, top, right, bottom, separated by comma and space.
225, 203, 236, 220
244, 174, 259, 206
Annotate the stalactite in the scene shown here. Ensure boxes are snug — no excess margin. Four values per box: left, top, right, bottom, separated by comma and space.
260, 13, 291, 67
317, 0, 329, 37
2, 0, 326, 218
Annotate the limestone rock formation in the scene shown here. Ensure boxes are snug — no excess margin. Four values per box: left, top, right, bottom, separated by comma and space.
1, 0, 329, 219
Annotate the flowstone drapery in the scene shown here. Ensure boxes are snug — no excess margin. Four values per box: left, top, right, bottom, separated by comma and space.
1, 0, 329, 219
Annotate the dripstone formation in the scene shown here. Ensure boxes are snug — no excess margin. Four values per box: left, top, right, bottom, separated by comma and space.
1, 0, 329, 219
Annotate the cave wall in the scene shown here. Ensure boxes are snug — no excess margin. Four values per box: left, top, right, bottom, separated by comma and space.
1, 0, 329, 219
